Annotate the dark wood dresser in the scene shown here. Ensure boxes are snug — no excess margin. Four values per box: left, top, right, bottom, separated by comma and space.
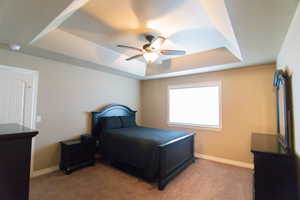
0, 123, 38, 200
251, 133, 298, 200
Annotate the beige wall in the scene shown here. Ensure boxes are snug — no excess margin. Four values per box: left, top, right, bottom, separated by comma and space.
277, 1, 300, 185
0, 46, 280, 169
0, 49, 140, 170
141, 64, 276, 164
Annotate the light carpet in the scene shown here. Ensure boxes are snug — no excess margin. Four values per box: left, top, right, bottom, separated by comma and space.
30, 159, 253, 200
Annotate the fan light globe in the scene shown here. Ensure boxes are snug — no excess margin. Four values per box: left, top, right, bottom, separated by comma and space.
143, 52, 159, 63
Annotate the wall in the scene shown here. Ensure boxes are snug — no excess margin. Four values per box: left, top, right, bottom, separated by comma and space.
141, 64, 276, 164
277, 1, 300, 185
0, 48, 140, 170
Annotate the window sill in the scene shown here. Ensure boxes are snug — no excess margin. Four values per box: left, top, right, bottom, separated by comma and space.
168, 123, 222, 132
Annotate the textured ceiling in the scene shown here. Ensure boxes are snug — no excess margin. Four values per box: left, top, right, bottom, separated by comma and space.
59, 0, 231, 62
0, 0, 74, 44
0, 0, 298, 79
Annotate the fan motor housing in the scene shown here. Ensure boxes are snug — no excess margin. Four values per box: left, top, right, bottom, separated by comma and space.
145, 35, 155, 43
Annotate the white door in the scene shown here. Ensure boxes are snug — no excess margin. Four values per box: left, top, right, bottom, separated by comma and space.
0, 67, 38, 175
0, 67, 36, 128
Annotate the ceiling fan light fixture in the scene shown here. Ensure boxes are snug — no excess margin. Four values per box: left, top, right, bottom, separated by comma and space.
117, 34, 186, 62
143, 52, 159, 63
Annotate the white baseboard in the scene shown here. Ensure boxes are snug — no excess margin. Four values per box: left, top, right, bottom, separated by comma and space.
195, 153, 254, 169
31, 166, 59, 178
30, 154, 253, 178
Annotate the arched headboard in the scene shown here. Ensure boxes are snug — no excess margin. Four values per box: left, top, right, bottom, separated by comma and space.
92, 104, 137, 138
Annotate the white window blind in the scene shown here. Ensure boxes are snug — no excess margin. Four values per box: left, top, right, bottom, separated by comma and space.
168, 83, 221, 128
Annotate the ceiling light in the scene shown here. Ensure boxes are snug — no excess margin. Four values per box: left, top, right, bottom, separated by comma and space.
143, 52, 159, 63
150, 36, 166, 51
147, 20, 160, 30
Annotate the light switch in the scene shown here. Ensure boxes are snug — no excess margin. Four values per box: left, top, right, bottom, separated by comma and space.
36, 115, 42, 123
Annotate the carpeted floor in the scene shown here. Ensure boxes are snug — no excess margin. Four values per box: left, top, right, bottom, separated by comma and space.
30, 159, 253, 200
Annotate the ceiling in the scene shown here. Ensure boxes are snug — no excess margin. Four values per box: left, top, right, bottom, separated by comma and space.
60, 0, 232, 60
0, 0, 298, 79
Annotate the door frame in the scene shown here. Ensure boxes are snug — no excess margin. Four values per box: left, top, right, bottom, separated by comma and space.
0, 65, 39, 175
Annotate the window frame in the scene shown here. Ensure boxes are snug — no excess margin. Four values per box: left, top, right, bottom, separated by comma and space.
167, 81, 222, 131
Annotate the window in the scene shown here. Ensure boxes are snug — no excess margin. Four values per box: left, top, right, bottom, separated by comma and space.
168, 82, 221, 129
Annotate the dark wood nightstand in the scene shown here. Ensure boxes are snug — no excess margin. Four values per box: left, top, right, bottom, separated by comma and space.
81, 134, 100, 153
60, 135, 96, 174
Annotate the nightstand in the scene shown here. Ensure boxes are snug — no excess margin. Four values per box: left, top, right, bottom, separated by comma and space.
81, 134, 100, 153
60, 135, 96, 174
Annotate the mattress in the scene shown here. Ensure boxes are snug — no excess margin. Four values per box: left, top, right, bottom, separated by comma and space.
101, 126, 192, 180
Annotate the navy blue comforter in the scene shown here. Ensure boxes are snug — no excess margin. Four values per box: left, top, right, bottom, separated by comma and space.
101, 126, 192, 180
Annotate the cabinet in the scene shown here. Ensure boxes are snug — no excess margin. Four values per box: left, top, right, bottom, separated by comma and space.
251, 133, 298, 200
60, 135, 96, 174
0, 123, 38, 200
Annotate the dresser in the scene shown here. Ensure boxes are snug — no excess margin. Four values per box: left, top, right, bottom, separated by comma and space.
251, 133, 298, 200
0, 123, 38, 200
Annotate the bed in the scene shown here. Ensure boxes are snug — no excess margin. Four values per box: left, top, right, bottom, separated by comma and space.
92, 104, 195, 190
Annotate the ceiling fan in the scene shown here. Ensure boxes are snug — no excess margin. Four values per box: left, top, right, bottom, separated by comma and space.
117, 34, 186, 63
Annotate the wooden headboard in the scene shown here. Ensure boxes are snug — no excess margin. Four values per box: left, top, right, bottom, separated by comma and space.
91, 104, 137, 138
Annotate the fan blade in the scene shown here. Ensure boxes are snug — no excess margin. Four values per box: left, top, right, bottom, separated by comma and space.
150, 36, 166, 50
160, 50, 186, 55
117, 45, 143, 52
126, 54, 143, 61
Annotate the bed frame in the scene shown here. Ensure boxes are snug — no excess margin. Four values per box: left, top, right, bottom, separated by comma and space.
92, 104, 195, 190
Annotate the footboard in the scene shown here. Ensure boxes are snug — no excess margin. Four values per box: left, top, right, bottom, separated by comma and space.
158, 133, 195, 190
